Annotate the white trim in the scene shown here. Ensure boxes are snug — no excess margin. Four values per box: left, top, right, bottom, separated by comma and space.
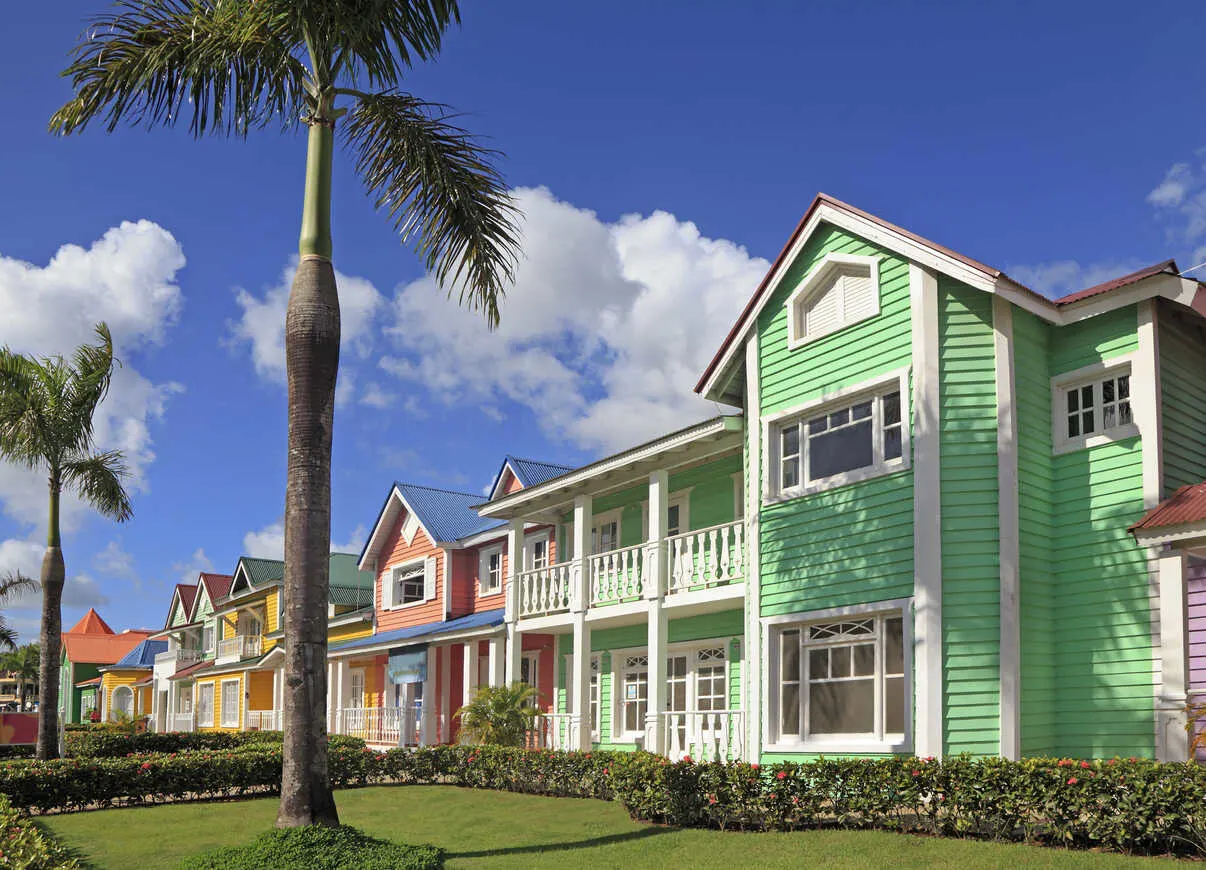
910, 262, 943, 759
358, 486, 438, 572
761, 367, 911, 503
1050, 353, 1139, 455
590, 508, 624, 554
401, 513, 420, 547
1135, 301, 1163, 509
196, 682, 215, 728
745, 331, 764, 762
478, 544, 504, 598
1154, 548, 1190, 761
455, 527, 510, 549
218, 677, 240, 729
994, 296, 1021, 760
385, 557, 428, 611
786, 253, 881, 348
1133, 520, 1206, 547
441, 549, 451, 619
761, 598, 913, 755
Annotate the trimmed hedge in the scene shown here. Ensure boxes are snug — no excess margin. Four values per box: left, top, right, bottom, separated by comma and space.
0, 794, 81, 869
3, 746, 1204, 856
62, 728, 364, 759
178, 826, 443, 870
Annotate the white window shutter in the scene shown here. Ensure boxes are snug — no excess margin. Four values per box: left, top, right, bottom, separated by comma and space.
841, 270, 876, 323
424, 556, 437, 601
382, 568, 394, 610
804, 281, 841, 337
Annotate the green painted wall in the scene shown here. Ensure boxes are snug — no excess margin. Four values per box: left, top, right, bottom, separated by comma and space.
938, 280, 1000, 755
1159, 306, 1206, 494
1013, 308, 1057, 756
758, 223, 913, 416
1049, 306, 1137, 375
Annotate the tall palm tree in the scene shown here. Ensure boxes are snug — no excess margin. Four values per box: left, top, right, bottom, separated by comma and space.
0, 324, 133, 758
50, 2, 519, 826
0, 577, 39, 654
0, 640, 41, 709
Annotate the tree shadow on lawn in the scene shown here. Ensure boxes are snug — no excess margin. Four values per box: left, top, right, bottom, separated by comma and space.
448, 827, 669, 859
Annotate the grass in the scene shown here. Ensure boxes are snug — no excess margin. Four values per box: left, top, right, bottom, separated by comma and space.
41, 786, 1187, 869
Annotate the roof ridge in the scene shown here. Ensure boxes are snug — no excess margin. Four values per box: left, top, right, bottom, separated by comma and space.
507, 455, 574, 470
395, 481, 484, 499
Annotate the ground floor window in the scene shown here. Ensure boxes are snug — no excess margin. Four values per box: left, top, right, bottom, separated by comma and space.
615, 644, 732, 741
564, 655, 601, 740
619, 655, 648, 738
220, 680, 240, 728
197, 684, 214, 727
521, 652, 540, 693
80, 693, 96, 720
771, 608, 906, 749
111, 685, 134, 721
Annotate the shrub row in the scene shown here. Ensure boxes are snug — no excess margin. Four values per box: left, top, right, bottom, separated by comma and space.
2, 745, 1203, 856
60, 728, 366, 759
179, 826, 444, 870
0, 793, 81, 869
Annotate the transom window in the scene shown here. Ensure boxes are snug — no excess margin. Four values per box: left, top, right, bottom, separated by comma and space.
774, 611, 905, 747
1063, 371, 1132, 441
776, 389, 903, 494
479, 546, 503, 596
393, 562, 425, 605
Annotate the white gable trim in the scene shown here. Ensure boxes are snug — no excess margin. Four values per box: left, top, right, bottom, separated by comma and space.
489, 461, 522, 502
226, 563, 254, 600
358, 486, 437, 573
191, 583, 212, 621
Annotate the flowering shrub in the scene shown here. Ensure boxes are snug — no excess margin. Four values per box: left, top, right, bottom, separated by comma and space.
62, 729, 363, 759
0, 793, 81, 868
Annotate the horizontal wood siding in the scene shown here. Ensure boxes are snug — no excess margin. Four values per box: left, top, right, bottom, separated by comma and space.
758, 223, 912, 416
1013, 308, 1057, 755
450, 550, 475, 617
1188, 562, 1205, 695
938, 280, 1000, 755
1158, 307, 1206, 494
1049, 306, 1138, 374
375, 514, 444, 632
470, 536, 510, 613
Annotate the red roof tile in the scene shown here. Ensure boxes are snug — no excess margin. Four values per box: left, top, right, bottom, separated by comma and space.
175, 584, 197, 619
74, 676, 101, 688
1055, 260, 1179, 306
198, 573, 233, 607
169, 660, 211, 681
1129, 481, 1206, 532
61, 630, 155, 666
67, 608, 114, 636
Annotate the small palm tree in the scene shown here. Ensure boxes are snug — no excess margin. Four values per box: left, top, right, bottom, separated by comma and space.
456, 683, 541, 747
0, 577, 39, 653
0, 324, 133, 759
0, 641, 41, 710
50, 2, 519, 826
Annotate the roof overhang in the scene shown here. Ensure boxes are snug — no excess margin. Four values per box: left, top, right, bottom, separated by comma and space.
696, 193, 1206, 406
328, 621, 504, 659
478, 415, 744, 520
148, 621, 202, 640
1131, 519, 1206, 548
358, 485, 438, 574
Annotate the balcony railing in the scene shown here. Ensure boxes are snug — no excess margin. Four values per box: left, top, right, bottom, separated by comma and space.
337, 706, 440, 747
215, 635, 262, 665
169, 713, 195, 733
661, 709, 744, 762
245, 709, 280, 731
515, 519, 747, 620
153, 648, 204, 679
527, 713, 574, 751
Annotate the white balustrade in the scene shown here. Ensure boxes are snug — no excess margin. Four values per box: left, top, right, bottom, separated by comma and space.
216, 635, 262, 664
590, 543, 646, 606
339, 705, 440, 747
528, 713, 574, 751
666, 521, 745, 595
661, 709, 744, 762
245, 709, 281, 731
169, 713, 195, 733
518, 563, 572, 617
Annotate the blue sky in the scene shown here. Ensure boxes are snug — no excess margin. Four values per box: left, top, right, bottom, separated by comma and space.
2, 0, 1206, 639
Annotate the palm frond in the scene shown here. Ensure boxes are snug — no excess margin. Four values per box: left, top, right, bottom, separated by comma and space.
64, 323, 118, 454
0, 350, 49, 470
0, 621, 17, 653
346, 93, 519, 328
0, 573, 38, 606
61, 451, 134, 523
50, 0, 309, 138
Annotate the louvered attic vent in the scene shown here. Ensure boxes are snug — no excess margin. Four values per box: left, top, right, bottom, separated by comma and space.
786, 253, 880, 348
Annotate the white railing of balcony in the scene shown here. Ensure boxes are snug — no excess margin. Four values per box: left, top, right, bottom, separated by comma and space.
339, 705, 439, 747
170, 713, 195, 733
590, 543, 646, 606
661, 710, 744, 762
527, 713, 574, 751
518, 563, 572, 618
216, 635, 262, 664
245, 710, 281, 731
666, 520, 745, 595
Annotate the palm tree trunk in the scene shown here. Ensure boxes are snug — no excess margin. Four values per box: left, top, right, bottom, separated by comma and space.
37, 476, 63, 759
277, 118, 340, 828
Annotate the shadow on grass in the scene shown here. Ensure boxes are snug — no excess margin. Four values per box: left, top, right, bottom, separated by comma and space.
447, 826, 669, 859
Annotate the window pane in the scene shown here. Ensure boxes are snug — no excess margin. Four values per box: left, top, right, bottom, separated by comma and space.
884, 426, 902, 461
1067, 390, 1079, 413
667, 504, 680, 535
809, 678, 874, 735
1119, 401, 1133, 426
885, 676, 905, 734
670, 681, 686, 711
781, 683, 800, 735
1103, 406, 1115, 429
883, 392, 901, 425
851, 400, 872, 421
1068, 415, 1080, 438
1082, 410, 1094, 434
781, 631, 799, 677
782, 425, 800, 456
1117, 375, 1129, 399
831, 645, 851, 677
668, 656, 687, 678
1103, 379, 1114, 402
884, 618, 904, 674
1081, 385, 1093, 408
808, 416, 827, 434
829, 409, 849, 427
808, 648, 828, 679
782, 457, 800, 489
852, 643, 875, 677
810, 419, 873, 479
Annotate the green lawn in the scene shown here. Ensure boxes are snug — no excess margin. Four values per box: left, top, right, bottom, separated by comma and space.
41, 786, 1184, 869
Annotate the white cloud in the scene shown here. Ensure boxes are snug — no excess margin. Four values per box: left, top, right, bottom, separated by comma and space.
360, 383, 396, 410
1146, 157, 1206, 264
0, 221, 185, 536
1147, 162, 1192, 208
171, 547, 214, 585
331, 524, 368, 556
243, 521, 284, 560
0, 536, 110, 613
228, 260, 386, 394
93, 541, 135, 578
381, 186, 768, 452
1006, 259, 1146, 299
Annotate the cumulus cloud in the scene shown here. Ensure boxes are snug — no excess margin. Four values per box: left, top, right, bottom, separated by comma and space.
1006, 260, 1146, 299
93, 541, 135, 578
243, 519, 368, 560
0, 537, 110, 615
1146, 156, 1206, 265
381, 186, 768, 452
171, 547, 214, 585
331, 524, 368, 556
1147, 163, 1193, 208
0, 221, 185, 535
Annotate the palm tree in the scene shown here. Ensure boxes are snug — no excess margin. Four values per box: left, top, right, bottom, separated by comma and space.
456, 682, 541, 747
0, 577, 39, 654
50, 2, 519, 826
0, 641, 41, 709
0, 324, 133, 759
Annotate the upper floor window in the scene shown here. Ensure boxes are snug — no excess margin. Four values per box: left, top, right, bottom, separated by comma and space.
592, 510, 622, 554
787, 253, 881, 348
393, 562, 426, 605
202, 625, 215, 653
479, 546, 503, 596
770, 380, 905, 499
524, 537, 549, 571
1052, 360, 1137, 453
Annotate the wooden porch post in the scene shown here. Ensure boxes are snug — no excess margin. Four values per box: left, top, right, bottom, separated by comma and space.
571, 495, 593, 751
645, 470, 669, 756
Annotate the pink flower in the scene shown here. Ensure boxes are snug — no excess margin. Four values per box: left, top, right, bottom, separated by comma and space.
708, 796, 717, 805
603, 766, 610, 775
911, 770, 920, 777
1079, 760, 1091, 769
682, 755, 692, 763
776, 770, 787, 780
1067, 777, 1078, 785
750, 763, 759, 771
1107, 759, 1116, 766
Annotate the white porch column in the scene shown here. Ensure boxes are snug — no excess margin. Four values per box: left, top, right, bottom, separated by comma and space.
326, 661, 335, 732
505, 518, 525, 684
570, 495, 593, 750
462, 641, 476, 707
421, 646, 438, 745
334, 659, 347, 736
488, 635, 504, 687
440, 642, 452, 743
743, 331, 763, 763
645, 470, 669, 755
1155, 548, 1190, 761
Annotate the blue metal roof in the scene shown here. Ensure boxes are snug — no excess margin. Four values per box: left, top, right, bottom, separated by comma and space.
396, 483, 504, 543
508, 456, 574, 487
112, 639, 168, 669
330, 608, 505, 654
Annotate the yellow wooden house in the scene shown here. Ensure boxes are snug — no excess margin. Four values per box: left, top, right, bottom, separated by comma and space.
96, 638, 167, 724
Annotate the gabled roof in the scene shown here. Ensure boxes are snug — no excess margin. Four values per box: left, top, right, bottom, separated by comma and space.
360, 482, 506, 569
226, 557, 284, 600
165, 584, 198, 629
192, 573, 233, 620
487, 456, 575, 501
1130, 481, 1206, 539
62, 629, 155, 666
1054, 260, 1179, 305
106, 638, 169, 670
68, 608, 114, 636
329, 553, 374, 607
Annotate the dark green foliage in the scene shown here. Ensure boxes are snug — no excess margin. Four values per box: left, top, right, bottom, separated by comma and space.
62, 728, 363, 758
0, 793, 81, 868
454, 682, 540, 747
178, 825, 443, 870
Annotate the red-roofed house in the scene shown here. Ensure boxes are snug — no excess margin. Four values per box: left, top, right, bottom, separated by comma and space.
59, 609, 154, 724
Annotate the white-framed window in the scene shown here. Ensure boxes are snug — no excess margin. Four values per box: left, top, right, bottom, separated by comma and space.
80, 694, 96, 719
520, 651, 540, 692
202, 624, 214, 654
479, 545, 503, 596
641, 491, 691, 539
176, 689, 192, 715
389, 559, 427, 608
786, 253, 880, 348
768, 606, 908, 752
111, 686, 134, 720
563, 655, 601, 741
765, 371, 909, 500
523, 535, 550, 571
1051, 360, 1137, 453
220, 679, 240, 728
349, 668, 366, 709
197, 683, 215, 727
618, 654, 649, 738
236, 609, 262, 638
591, 510, 623, 554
